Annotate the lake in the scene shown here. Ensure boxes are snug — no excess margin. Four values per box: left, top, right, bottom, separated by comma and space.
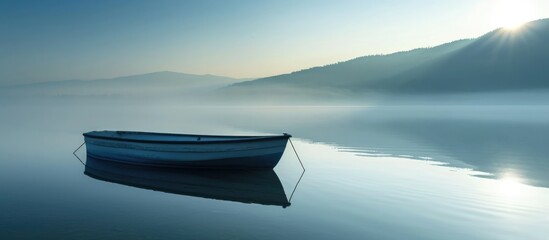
1, 99, 548, 239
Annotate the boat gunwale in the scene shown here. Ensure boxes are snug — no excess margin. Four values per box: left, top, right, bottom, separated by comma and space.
83, 131, 292, 145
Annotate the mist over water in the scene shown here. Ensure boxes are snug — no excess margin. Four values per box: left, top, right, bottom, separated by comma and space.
2, 2, 549, 239
1, 97, 549, 239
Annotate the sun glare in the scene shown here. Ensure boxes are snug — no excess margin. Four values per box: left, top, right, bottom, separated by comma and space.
491, 0, 534, 30
497, 174, 525, 198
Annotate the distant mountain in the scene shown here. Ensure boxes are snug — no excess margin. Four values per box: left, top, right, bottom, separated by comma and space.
0, 71, 244, 97
232, 18, 549, 94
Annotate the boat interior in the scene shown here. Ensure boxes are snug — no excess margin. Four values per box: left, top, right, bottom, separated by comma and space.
85, 131, 285, 142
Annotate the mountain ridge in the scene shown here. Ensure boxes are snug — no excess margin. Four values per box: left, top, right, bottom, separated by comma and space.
2, 71, 239, 88
0, 71, 245, 97
231, 18, 549, 94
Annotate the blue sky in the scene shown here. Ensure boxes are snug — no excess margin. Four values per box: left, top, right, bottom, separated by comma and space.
1, 0, 548, 85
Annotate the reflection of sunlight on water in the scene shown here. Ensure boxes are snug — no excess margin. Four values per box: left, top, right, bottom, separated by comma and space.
498, 173, 526, 199
305, 141, 549, 218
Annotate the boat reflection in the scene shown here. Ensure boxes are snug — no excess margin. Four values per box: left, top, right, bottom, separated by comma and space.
84, 156, 291, 207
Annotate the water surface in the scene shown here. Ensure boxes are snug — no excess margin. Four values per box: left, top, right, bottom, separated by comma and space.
1, 101, 548, 239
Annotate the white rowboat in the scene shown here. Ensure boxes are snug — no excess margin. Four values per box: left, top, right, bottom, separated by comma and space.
83, 131, 291, 169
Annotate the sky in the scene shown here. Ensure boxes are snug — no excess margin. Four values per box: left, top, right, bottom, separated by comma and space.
1, 0, 549, 86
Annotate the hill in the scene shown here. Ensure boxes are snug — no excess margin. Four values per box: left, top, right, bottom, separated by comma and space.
0, 71, 244, 97
231, 18, 549, 94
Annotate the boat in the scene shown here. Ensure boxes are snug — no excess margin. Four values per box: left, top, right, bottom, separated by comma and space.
84, 156, 291, 207
83, 131, 291, 169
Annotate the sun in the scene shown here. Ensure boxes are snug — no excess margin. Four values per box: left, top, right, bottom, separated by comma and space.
490, 0, 534, 30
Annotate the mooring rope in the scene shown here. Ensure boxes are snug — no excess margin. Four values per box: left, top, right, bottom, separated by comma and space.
288, 138, 305, 203
73, 142, 86, 166
289, 138, 305, 172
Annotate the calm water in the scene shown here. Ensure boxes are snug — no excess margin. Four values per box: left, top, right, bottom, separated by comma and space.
1, 100, 549, 239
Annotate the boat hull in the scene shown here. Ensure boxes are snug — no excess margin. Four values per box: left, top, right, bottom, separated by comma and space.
83, 132, 290, 169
